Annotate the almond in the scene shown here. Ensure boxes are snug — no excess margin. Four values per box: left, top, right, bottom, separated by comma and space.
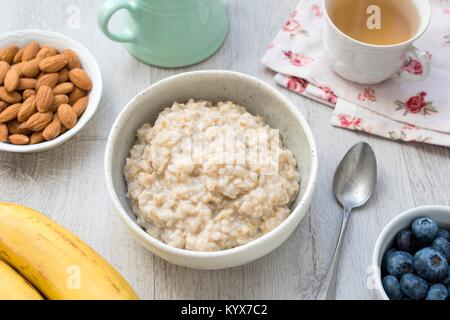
30, 131, 45, 144
0, 101, 8, 113
58, 67, 69, 83
36, 47, 58, 60
0, 103, 21, 122
11, 62, 24, 75
36, 72, 59, 90
21, 59, 40, 78
17, 96, 37, 122
39, 54, 68, 73
22, 89, 36, 100
22, 42, 40, 61
36, 85, 54, 112
0, 87, 21, 104
53, 82, 74, 95
25, 111, 53, 132
6, 120, 20, 135
69, 68, 92, 91
4, 68, 20, 92
0, 123, 8, 142
0, 46, 19, 64
0, 61, 10, 86
68, 87, 86, 105
57, 104, 77, 129
63, 49, 81, 70
8, 134, 29, 145
43, 114, 61, 141
17, 122, 31, 135
52, 94, 69, 112
72, 96, 89, 118
13, 47, 24, 64
17, 78, 37, 90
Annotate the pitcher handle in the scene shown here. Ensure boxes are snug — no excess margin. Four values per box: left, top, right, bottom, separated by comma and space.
98, 0, 136, 43
397, 46, 430, 81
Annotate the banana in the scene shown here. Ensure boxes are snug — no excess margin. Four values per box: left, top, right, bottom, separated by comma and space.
0, 203, 139, 300
0, 259, 44, 300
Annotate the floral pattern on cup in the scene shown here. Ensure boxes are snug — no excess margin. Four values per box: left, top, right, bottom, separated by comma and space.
401, 58, 424, 75
358, 87, 377, 102
311, 4, 322, 17
395, 92, 438, 116
287, 76, 309, 93
282, 50, 314, 67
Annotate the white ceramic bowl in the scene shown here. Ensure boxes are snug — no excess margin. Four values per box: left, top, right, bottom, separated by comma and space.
105, 70, 318, 270
0, 29, 102, 153
373, 205, 450, 300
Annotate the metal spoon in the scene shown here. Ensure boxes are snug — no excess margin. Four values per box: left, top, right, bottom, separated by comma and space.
317, 142, 377, 300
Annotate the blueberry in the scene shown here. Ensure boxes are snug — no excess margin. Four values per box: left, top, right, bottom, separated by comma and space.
413, 247, 448, 281
432, 237, 450, 260
382, 275, 403, 300
441, 266, 450, 287
426, 284, 448, 300
386, 251, 414, 277
400, 273, 429, 300
436, 228, 450, 241
412, 217, 439, 244
396, 229, 416, 253
382, 248, 397, 273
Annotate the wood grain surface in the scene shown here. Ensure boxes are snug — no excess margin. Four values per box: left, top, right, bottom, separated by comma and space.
0, 0, 448, 300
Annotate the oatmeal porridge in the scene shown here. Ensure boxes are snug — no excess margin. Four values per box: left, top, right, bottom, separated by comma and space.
123, 100, 300, 252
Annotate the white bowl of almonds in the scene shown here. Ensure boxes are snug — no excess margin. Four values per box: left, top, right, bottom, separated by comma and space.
0, 29, 102, 153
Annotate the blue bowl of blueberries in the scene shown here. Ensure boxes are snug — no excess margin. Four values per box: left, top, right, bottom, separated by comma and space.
373, 206, 450, 300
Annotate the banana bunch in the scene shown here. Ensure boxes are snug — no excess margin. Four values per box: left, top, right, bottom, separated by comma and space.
0, 203, 139, 300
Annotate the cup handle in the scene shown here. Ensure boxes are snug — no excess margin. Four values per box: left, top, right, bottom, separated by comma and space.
397, 46, 430, 81
98, 0, 136, 43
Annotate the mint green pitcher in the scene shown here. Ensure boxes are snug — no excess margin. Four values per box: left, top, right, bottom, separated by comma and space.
98, 0, 229, 68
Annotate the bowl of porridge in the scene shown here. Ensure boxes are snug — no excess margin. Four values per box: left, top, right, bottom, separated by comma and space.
105, 70, 318, 269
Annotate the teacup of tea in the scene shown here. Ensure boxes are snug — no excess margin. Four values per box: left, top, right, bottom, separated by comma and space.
323, 0, 431, 84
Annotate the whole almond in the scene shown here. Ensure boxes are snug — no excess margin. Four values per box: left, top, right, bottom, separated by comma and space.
0, 101, 8, 113
0, 46, 19, 64
17, 96, 37, 122
36, 85, 54, 112
69, 68, 92, 91
21, 59, 40, 78
53, 82, 74, 95
4, 68, 20, 92
22, 89, 36, 100
43, 114, 62, 141
68, 87, 86, 105
58, 67, 69, 83
9, 134, 29, 145
58, 104, 77, 129
6, 120, 20, 135
0, 103, 21, 122
22, 42, 40, 61
36, 72, 59, 90
36, 47, 58, 60
17, 78, 37, 90
39, 54, 68, 73
13, 47, 24, 64
0, 123, 8, 142
17, 122, 31, 135
73, 96, 89, 118
0, 61, 10, 86
63, 49, 81, 70
52, 94, 69, 111
11, 62, 24, 75
0, 88, 21, 104
30, 131, 45, 144
25, 111, 53, 132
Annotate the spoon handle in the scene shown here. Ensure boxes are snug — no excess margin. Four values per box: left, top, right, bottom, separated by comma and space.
317, 207, 352, 300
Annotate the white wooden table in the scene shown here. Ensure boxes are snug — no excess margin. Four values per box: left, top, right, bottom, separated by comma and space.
1, 0, 449, 300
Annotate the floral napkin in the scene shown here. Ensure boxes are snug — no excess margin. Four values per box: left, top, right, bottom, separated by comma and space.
261, 0, 450, 147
